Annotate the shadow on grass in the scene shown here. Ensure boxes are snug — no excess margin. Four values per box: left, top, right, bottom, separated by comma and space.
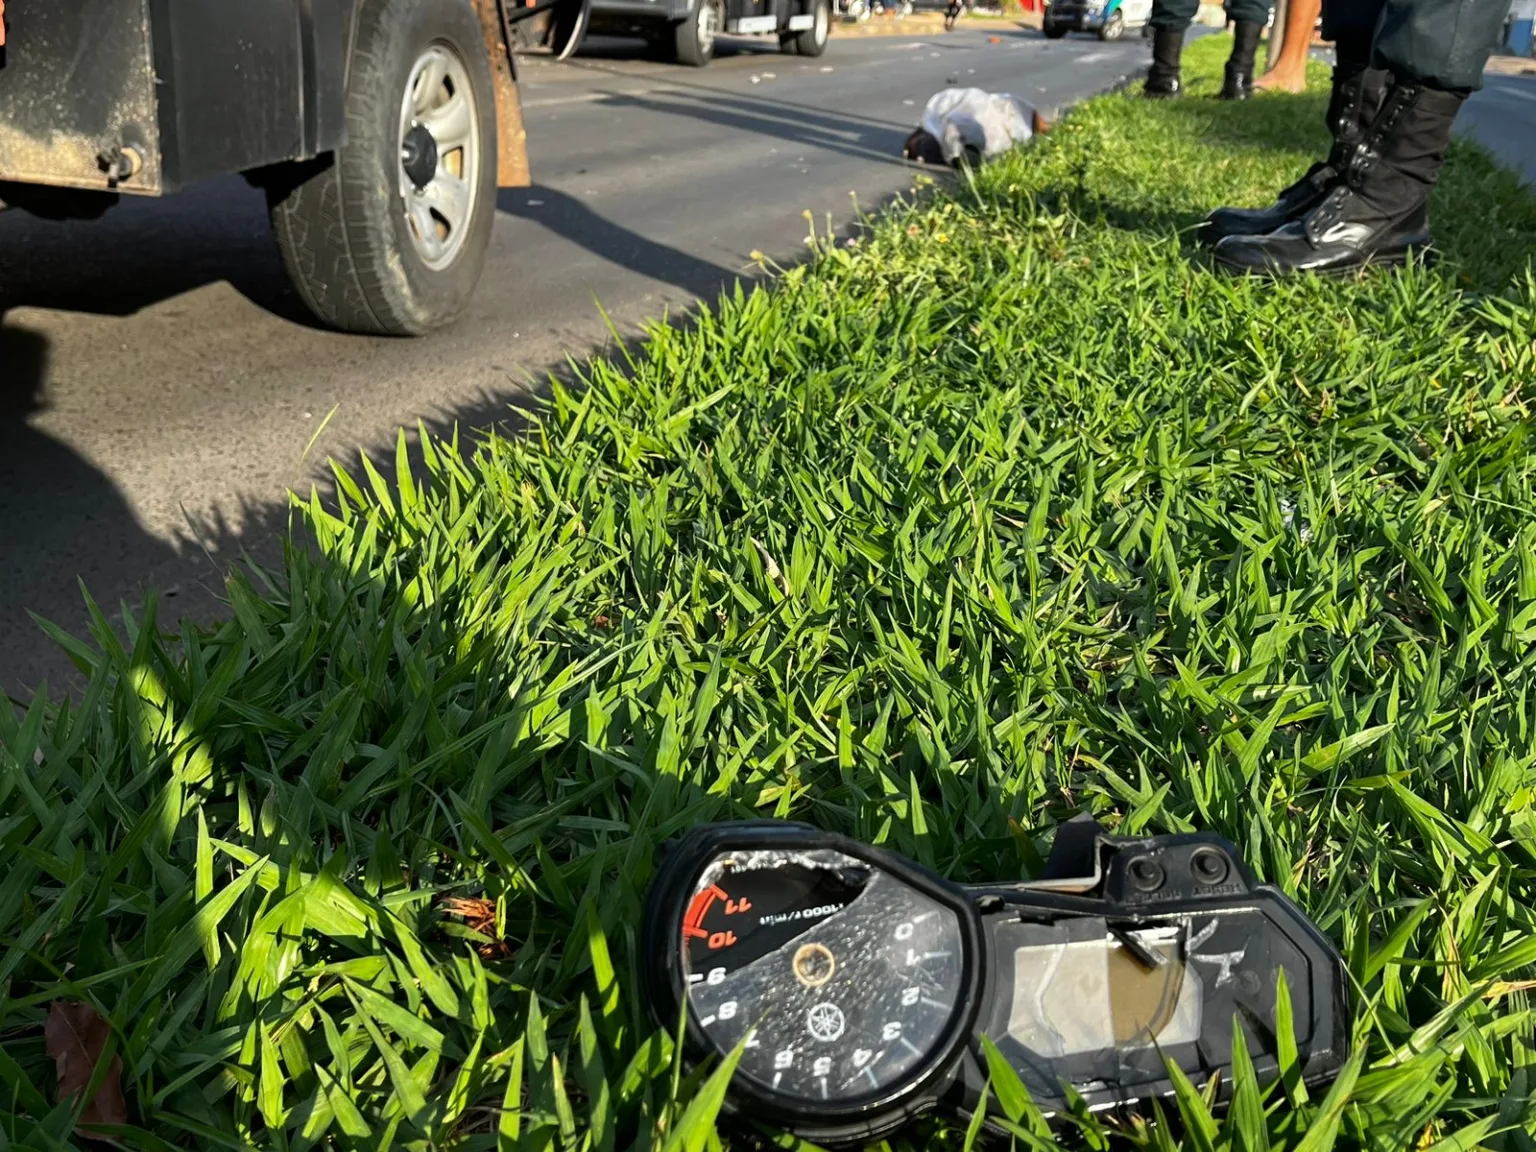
1154, 88, 1332, 158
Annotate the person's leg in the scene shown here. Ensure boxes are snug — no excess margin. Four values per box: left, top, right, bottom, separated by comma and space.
1145, 0, 1197, 96
1372, 0, 1506, 89
1319, 0, 1382, 65
1197, 0, 1388, 243
1213, 0, 1505, 274
1255, 0, 1322, 92
1220, 0, 1271, 100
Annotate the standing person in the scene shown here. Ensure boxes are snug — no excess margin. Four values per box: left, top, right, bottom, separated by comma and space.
1205, 0, 1509, 274
1145, 0, 1274, 99
1254, 0, 1324, 91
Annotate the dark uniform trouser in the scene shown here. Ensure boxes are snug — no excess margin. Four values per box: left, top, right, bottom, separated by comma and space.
1323, 0, 1507, 89
1149, 0, 1271, 32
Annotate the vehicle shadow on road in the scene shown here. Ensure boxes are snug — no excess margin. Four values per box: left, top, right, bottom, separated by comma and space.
0, 317, 207, 698
594, 88, 910, 166
498, 185, 745, 298
0, 178, 322, 328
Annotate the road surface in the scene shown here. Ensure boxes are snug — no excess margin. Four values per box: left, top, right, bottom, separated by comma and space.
1461, 72, 1536, 187
0, 28, 1146, 693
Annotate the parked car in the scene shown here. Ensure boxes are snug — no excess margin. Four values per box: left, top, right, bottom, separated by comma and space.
1041, 0, 1151, 40
583, 0, 832, 65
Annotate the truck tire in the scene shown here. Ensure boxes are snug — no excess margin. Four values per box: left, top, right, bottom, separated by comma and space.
673, 0, 722, 66
1042, 20, 1068, 36
781, 0, 831, 55
266, 0, 498, 335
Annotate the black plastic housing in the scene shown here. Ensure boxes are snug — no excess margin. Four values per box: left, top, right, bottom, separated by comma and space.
641, 819, 1351, 1148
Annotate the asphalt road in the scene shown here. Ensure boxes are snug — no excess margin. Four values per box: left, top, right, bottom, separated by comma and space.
1461, 73, 1536, 187
0, 26, 1146, 693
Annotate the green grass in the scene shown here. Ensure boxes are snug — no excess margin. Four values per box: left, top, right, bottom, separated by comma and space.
6, 33, 1536, 1151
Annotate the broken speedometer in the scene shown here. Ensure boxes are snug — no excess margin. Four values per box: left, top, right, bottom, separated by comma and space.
641, 817, 1349, 1148
680, 847, 970, 1107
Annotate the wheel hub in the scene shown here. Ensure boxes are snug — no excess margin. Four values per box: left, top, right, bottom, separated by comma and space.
401, 123, 440, 191
396, 43, 481, 271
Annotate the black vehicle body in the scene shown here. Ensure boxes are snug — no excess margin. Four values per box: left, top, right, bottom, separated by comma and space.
0, 0, 541, 199
0, 0, 582, 332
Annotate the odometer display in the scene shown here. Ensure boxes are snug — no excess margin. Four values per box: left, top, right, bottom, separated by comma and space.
680, 848, 966, 1107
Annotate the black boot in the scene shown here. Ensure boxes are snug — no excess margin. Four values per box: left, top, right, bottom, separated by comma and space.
1218, 21, 1264, 100
1213, 81, 1466, 276
1198, 65, 1388, 245
1144, 28, 1183, 98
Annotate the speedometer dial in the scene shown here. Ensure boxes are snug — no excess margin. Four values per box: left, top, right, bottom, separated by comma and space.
679, 847, 967, 1107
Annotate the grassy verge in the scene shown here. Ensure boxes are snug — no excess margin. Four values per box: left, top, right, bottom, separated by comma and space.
6, 34, 1536, 1151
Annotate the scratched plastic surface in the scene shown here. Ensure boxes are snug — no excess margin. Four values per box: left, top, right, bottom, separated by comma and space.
987, 906, 1314, 1101
1005, 927, 1203, 1057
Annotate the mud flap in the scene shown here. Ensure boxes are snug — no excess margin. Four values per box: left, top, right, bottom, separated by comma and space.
472, 0, 533, 187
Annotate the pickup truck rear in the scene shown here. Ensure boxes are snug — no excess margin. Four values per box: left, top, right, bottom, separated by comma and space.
0, 0, 583, 335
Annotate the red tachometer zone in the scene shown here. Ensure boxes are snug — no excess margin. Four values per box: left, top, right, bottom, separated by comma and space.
683, 883, 753, 952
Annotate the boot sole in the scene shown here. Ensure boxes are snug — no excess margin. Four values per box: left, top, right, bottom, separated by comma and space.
1209, 244, 1438, 280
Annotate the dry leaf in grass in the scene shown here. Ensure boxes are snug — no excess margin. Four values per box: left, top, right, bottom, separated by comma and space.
438, 896, 514, 959
45, 1001, 128, 1130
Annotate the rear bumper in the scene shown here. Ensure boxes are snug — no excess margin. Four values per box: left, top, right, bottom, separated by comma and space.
587, 0, 692, 22
0, 0, 351, 195
1042, 4, 1111, 28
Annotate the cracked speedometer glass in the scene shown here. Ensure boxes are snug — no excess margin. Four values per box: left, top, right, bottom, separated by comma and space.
680, 847, 966, 1105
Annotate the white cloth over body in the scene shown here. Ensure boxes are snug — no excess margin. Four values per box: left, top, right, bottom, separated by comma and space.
919, 88, 1036, 164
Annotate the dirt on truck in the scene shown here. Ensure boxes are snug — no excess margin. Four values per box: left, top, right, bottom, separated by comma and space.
0, 0, 584, 335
